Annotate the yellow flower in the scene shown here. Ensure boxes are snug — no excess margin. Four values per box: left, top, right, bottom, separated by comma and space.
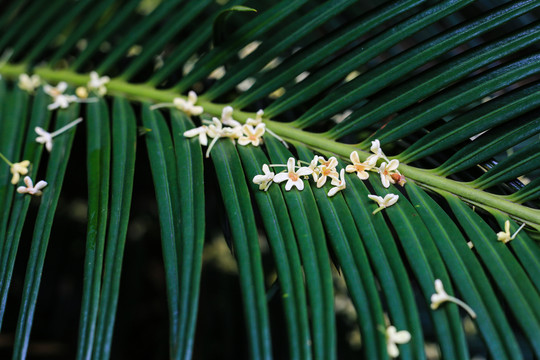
496, 220, 525, 244
10, 160, 30, 184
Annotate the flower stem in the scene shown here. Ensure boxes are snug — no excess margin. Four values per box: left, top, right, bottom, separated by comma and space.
0, 152, 13, 166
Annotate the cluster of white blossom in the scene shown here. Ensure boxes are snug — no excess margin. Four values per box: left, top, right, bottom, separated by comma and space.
18, 72, 108, 111
252, 140, 404, 213
183, 106, 267, 158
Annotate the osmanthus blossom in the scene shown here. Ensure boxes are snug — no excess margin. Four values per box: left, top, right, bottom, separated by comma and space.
252, 164, 274, 191
368, 193, 399, 214
366, 139, 386, 164
87, 71, 110, 96
44, 81, 96, 110
316, 156, 339, 188
327, 168, 346, 197
183, 125, 209, 146
246, 109, 264, 126
386, 325, 411, 358
430, 279, 476, 318
17, 176, 47, 196
273, 157, 313, 191
496, 220, 526, 244
35, 117, 83, 152
150, 90, 204, 117
308, 156, 321, 182
238, 123, 265, 146
18, 73, 41, 93
0, 152, 30, 185
346, 151, 376, 180
379, 159, 400, 188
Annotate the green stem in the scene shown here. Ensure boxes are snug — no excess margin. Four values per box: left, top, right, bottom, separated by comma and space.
0, 152, 13, 166
1, 63, 538, 228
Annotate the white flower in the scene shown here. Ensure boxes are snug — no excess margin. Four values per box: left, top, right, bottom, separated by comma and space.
368, 193, 399, 214
204, 117, 242, 158
308, 156, 321, 182
35, 117, 83, 152
17, 176, 47, 196
253, 164, 274, 191
346, 150, 376, 180
328, 169, 346, 197
496, 220, 526, 244
273, 157, 313, 191
379, 159, 400, 188
43, 81, 68, 98
183, 125, 208, 146
10, 160, 30, 184
316, 156, 339, 188
246, 109, 264, 126
366, 139, 385, 164
150, 91, 204, 116
386, 325, 411, 358
43, 82, 94, 110
220, 106, 241, 127
430, 279, 476, 318
87, 71, 110, 96
18, 74, 41, 93
238, 123, 265, 146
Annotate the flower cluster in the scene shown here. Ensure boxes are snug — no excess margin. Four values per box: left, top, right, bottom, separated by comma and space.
347, 140, 406, 188
183, 106, 267, 158
252, 140, 403, 211
18, 72, 104, 110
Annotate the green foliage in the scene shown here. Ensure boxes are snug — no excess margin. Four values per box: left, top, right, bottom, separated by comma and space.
0, 0, 539, 359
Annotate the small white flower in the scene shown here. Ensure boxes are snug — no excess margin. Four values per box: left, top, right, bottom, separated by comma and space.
44, 82, 94, 110
386, 325, 411, 358
273, 157, 313, 191
431, 279, 476, 318
10, 160, 30, 184
379, 159, 400, 188
43, 82, 68, 98
346, 151, 376, 180
308, 156, 321, 182
316, 156, 339, 188
253, 164, 274, 191
35, 117, 83, 152
246, 109, 264, 126
17, 176, 47, 196
328, 169, 346, 197
220, 106, 241, 127
150, 91, 204, 117
18, 74, 41, 93
368, 193, 399, 215
496, 220, 526, 244
87, 71, 110, 96
183, 125, 208, 146
238, 123, 265, 146
204, 118, 242, 158
366, 139, 385, 164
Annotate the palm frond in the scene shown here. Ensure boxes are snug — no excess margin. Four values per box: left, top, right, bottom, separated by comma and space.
0, 0, 539, 359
